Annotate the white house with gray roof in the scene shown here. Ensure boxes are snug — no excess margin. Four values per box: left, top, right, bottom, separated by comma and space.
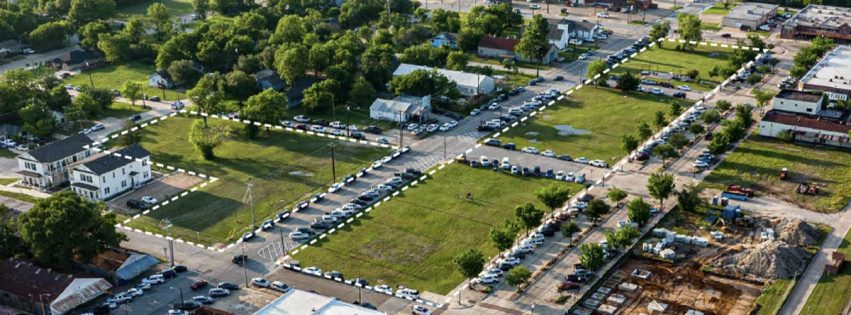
16, 134, 93, 190
392, 64, 495, 96
69, 144, 151, 201
369, 95, 432, 123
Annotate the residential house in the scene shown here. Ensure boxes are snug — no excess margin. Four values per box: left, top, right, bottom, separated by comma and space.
431, 33, 458, 49
69, 144, 152, 201
0, 258, 112, 315
16, 134, 93, 190
51, 49, 102, 71
369, 95, 432, 123
392, 63, 496, 96
566, 20, 600, 42
477, 36, 559, 65
547, 19, 572, 50
148, 71, 172, 89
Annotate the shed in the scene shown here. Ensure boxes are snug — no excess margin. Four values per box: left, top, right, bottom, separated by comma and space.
606, 293, 626, 305
115, 254, 158, 283
50, 278, 112, 314
597, 304, 617, 314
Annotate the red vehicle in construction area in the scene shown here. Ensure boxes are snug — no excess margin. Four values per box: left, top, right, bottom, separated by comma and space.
726, 184, 755, 197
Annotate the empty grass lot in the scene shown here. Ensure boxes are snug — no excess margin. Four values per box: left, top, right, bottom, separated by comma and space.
117, 0, 193, 16
498, 87, 678, 162
610, 45, 733, 92
125, 116, 387, 245
703, 136, 851, 212
64, 62, 181, 101
702, 1, 738, 15
295, 164, 584, 294
799, 228, 851, 315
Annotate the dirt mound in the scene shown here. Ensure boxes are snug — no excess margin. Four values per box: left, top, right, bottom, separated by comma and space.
775, 219, 820, 247
711, 241, 812, 279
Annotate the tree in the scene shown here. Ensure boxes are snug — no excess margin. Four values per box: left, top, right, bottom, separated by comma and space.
224, 70, 259, 102
430, 9, 461, 33
147, 2, 172, 40
734, 104, 754, 127
68, 0, 115, 25
19, 102, 56, 137
676, 13, 701, 49
654, 111, 667, 129
97, 33, 132, 64
446, 51, 469, 71
389, 69, 459, 98
689, 123, 705, 135
193, 0, 209, 18
668, 132, 689, 149
348, 76, 376, 108
752, 89, 773, 113
608, 187, 627, 206
274, 45, 308, 86
649, 20, 670, 44
622, 134, 639, 156
647, 171, 675, 209
515, 14, 549, 77
584, 199, 610, 222
670, 101, 682, 117
453, 249, 485, 290
302, 79, 338, 112
586, 59, 607, 86
188, 119, 229, 159
701, 109, 721, 124
561, 221, 580, 242
120, 81, 143, 106
490, 220, 519, 252
715, 99, 732, 112
79, 20, 111, 49
707, 132, 730, 155
637, 121, 652, 140
505, 266, 532, 287
676, 184, 702, 213
187, 73, 224, 127
271, 15, 306, 44
27, 21, 72, 51
72, 92, 101, 118
0, 205, 20, 259
18, 191, 126, 268
167, 60, 201, 87
627, 197, 652, 226
617, 71, 639, 92
243, 89, 287, 124
536, 183, 571, 213
514, 203, 544, 235
579, 243, 605, 270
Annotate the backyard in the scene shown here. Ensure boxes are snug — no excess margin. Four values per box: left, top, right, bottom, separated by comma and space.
799, 228, 851, 315
294, 164, 584, 294
64, 62, 182, 101
609, 44, 734, 92
124, 116, 387, 245
703, 136, 851, 212
498, 87, 676, 162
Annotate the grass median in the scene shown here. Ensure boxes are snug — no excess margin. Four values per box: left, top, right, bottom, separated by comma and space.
125, 116, 387, 245
295, 164, 584, 294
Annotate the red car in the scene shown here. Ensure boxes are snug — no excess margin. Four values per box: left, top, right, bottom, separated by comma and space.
190, 280, 208, 290
557, 281, 580, 291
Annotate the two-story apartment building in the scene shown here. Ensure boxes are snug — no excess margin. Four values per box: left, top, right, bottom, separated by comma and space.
70, 144, 152, 201
759, 89, 851, 148
16, 134, 93, 190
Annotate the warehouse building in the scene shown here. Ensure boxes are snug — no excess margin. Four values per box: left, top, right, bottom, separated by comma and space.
781, 4, 851, 41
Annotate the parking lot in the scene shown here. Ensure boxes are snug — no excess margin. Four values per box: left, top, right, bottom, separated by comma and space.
109, 172, 205, 213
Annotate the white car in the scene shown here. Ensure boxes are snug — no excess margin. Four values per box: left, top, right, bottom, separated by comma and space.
136, 282, 151, 290
330, 121, 345, 129
303, 266, 322, 276
529, 3, 540, 9
126, 288, 144, 297
413, 305, 432, 315
485, 267, 504, 277
289, 231, 311, 240
479, 156, 490, 167
374, 284, 394, 295
488, 102, 500, 110
650, 88, 664, 95
376, 184, 394, 192
407, 123, 419, 131
596, 12, 609, 18
541, 150, 556, 158
521, 147, 539, 154
499, 257, 521, 266
439, 124, 451, 132
565, 172, 576, 182
252, 277, 270, 287
141, 195, 157, 204
330, 129, 345, 136
475, 274, 499, 284
90, 123, 105, 132
371, 161, 383, 169
271, 281, 290, 293
578, 53, 589, 60
381, 155, 392, 163
678, 85, 691, 91
396, 288, 420, 299
294, 115, 310, 122
575, 157, 589, 164
376, 137, 390, 145
310, 125, 326, 133
555, 170, 565, 181
590, 160, 608, 168
192, 296, 214, 305
426, 124, 438, 133
693, 160, 709, 168
328, 182, 343, 193
470, 109, 481, 116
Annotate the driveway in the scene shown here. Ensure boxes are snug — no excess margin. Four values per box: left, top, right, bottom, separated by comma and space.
109, 172, 205, 214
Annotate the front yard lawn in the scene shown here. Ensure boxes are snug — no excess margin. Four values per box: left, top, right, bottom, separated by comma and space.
498, 87, 678, 162
103, 102, 149, 119
64, 62, 182, 101
799, 227, 851, 315
609, 45, 734, 92
126, 116, 387, 245
703, 136, 851, 213
295, 164, 584, 294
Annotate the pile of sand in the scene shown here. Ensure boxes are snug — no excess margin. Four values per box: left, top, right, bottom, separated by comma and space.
775, 219, 820, 247
711, 240, 812, 279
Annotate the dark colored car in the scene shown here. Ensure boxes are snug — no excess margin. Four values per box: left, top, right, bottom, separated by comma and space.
352, 278, 369, 287
364, 126, 382, 134
232, 255, 247, 265
130, 114, 141, 121
554, 75, 564, 81
310, 221, 332, 230
635, 151, 650, 161
149, 95, 161, 102
350, 131, 365, 140
191, 280, 208, 290
566, 274, 588, 283
498, 262, 513, 271
557, 154, 573, 161
405, 168, 422, 176
356, 195, 373, 202
533, 166, 542, 176
276, 211, 290, 222
503, 143, 516, 151
172, 302, 200, 311
126, 199, 145, 209
218, 282, 240, 290
673, 92, 687, 98
477, 125, 495, 132
171, 265, 187, 273
578, 193, 594, 202
557, 281, 580, 291
485, 139, 502, 147
161, 269, 177, 279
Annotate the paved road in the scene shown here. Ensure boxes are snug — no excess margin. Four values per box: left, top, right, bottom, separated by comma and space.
0, 45, 82, 74
0, 195, 32, 212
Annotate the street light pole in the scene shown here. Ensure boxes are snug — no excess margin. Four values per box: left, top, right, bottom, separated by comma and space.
162, 219, 174, 267
345, 106, 351, 137
330, 142, 337, 182
85, 61, 94, 88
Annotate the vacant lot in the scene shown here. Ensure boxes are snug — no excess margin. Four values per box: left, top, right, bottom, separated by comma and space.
117, 0, 194, 16
125, 116, 387, 245
64, 62, 181, 101
498, 87, 674, 162
295, 164, 584, 294
610, 45, 733, 91
799, 228, 851, 315
704, 136, 851, 212
702, 1, 738, 15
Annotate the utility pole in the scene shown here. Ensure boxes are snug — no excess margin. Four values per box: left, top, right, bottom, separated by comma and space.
162, 219, 174, 267
398, 110, 404, 148
241, 242, 249, 287
85, 61, 94, 88
330, 142, 337, 182
244, 179, 256, 230
345, 106, 351, 137
279, 226, 286, 258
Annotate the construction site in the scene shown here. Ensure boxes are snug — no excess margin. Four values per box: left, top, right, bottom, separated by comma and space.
573, 204, 824, 315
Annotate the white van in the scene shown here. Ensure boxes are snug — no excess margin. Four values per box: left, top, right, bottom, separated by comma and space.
501, 157, 510, 169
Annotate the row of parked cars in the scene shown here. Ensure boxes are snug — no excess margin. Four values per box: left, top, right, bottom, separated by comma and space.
280, 115, 383, 140
605, 36, 651, 67
406, 120, 458, 137
468, 155, 589, 184
477, 89, 561, 132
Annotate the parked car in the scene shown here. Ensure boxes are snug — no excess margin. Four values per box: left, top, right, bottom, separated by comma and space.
271, 281, 290, 293
141, 195, 157, 204
208, 288, 230, 297
294, 115, 310, 123
231, 254, 247, 265
191, 280, 208, 290
251, 278, 270, 288
242, 231, 255, 241
192, 296, 214, 305
126, 199, 146, 209
172, 265, 188, 273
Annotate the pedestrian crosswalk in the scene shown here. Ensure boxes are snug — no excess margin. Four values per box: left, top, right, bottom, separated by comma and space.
258, 239, 299, 262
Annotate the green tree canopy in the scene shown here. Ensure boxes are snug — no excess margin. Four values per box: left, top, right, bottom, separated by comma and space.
505, 266, 532, 286
489, 219, 519, 252
242, 88, 288, 124
627, 197, 652, 226
515, 14, 549, 77
514, 203, 544, 234
647, 171, 675, 209
453, 248, 485, 286
579, 243, 605, 270
68, 0, 115, 25
389, 69, 459, 98
189, 119, 230, 159
187, 73, 225, 126
586, 59, 607, 86
535, 183, 571, 212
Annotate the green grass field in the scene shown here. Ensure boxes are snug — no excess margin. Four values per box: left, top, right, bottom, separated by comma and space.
703, 136, 851, 212
64, 62, 182, 101
125, 116, 387, 245
0, 190, 42, 204
0, 178, 18, 186
0, 149, 15, 158
609, 45, 733, 92
295, 164, 584, 294
702, 1, 738, 15
117, 0, 194, 16
103, 102, 149, 119
756, 278, 795, 315
799, 228, 851, 315
498, 87, 676, 162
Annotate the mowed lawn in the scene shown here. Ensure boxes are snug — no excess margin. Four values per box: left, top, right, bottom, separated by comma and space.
498, 87, 675, 162
64, 62, 182, 101
703, 136, 851, 212
800, 228, 851, 315
117, 0, 194, 16
295, 164, 584, 294
609, 45, 733, 91
127, 116, 387, 245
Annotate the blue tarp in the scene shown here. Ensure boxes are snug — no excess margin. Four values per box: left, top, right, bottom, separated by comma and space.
722, 205, 741, 221
115, 254, 158, 282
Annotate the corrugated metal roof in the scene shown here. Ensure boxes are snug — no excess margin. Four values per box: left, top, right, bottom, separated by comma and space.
50, 278, 112, 314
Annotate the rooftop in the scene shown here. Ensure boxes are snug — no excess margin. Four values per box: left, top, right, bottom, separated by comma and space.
0, 258, 75, 299
370, 95, 430, 114
784, 4, 851, 29
763, 109, 851, 134
725, 2, 778, 21
393, 63, 492, 89
18, 134, 92, 163
801, 45, 851, 92
78, 144, 149, 175
478, 36, 519, 51
253, 289, 384, 315
775, 89, 824, 103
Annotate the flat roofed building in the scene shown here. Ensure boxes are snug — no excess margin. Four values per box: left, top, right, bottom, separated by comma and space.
759, 110, 851, 148
254, 289, 385, 315
772, 89, 826, 114
781, 4, 851, 41
800, 45, 851, 101
722, 3, 778, 29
